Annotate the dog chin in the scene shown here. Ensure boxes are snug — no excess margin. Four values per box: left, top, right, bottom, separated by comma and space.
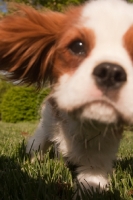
77, 101, 118, 124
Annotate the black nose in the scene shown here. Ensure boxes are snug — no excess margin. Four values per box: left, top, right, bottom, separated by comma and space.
93, 62, 127, 88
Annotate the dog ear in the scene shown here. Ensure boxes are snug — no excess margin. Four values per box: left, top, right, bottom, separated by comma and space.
0, 6, 66, 88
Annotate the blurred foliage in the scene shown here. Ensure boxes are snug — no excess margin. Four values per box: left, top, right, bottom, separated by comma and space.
1, 86, 50, 122
5, 0, 87, 11
0, 79, 13, 119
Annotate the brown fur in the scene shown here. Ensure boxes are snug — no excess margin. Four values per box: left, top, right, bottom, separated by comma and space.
124, 26, 133, 62
53, 27, 95, 80
0, 5, 89, 87
0, 6, 66, 87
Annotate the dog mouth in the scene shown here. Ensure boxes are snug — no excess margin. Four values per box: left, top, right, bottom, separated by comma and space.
70, 100, 121, 124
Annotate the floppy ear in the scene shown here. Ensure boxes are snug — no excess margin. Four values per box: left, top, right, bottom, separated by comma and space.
0, 6, 66, 87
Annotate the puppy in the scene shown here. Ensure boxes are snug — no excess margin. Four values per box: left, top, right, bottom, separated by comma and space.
0, 0, 133, 191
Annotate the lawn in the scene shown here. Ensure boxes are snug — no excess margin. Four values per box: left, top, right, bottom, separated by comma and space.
0, 121, 133, 200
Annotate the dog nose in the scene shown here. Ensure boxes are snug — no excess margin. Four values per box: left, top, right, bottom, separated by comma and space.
93, 62, 127, 88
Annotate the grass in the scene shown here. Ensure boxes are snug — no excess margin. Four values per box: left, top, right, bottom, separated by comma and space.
0, 122, 133, 199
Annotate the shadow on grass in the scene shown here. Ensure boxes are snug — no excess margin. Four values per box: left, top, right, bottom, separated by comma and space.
115, 156, 133, 173
0, 154, 74, 200
0, 140, 127, 200
0, 154, 124, 200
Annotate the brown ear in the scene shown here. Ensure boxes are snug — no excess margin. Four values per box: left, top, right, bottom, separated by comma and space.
0, 6, 66, 87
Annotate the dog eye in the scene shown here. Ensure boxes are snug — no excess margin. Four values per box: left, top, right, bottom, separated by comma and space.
68, 40, 86, 56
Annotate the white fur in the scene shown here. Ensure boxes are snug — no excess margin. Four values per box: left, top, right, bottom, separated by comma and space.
27, 0, 133, 193
27, 101, 122, 189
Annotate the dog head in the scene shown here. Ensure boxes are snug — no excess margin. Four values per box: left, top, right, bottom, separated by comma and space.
1, 0, 133, 124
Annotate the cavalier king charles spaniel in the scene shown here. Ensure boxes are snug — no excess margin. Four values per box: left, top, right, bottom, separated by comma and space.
0, 0, 133, 192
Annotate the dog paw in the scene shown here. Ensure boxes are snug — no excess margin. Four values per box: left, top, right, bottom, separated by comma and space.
77, 173, 108, 191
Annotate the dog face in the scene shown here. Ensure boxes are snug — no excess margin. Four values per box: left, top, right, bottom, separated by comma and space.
1, 0, 133, 124
53, 0, 133, 124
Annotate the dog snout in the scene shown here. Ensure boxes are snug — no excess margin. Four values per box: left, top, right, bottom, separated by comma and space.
92, 62, 127, 89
